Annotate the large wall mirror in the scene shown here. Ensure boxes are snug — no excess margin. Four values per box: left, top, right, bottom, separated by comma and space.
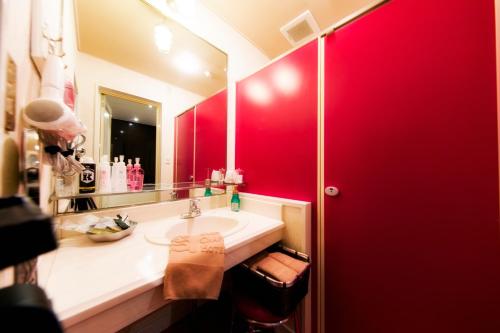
73, 0, 227, 208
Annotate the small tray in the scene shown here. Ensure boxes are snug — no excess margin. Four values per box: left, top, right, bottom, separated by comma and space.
86, 221, 137, 242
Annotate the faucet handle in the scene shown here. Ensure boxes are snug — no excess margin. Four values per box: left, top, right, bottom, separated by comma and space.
190, 198, 200, 209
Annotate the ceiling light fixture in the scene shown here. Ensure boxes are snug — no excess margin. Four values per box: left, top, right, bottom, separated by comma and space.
133, 117, 139, 122
174, 0, 197, 18
148, 104, 153, 109
154, 23, 173, 54
173, 51, 201, 75
143, 0, 197, 24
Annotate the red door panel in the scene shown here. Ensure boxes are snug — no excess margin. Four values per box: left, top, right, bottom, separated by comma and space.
236, 41, 318, 332
324, 1, 500, 332
236, 40, 317, 202
195, 89, 227, 182
174, 108, 194, 184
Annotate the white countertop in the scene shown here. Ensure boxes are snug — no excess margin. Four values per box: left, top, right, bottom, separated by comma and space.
38, 207, 284, 327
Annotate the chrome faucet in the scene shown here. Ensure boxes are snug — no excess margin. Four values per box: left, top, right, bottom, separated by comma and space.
181, 199, 201, 219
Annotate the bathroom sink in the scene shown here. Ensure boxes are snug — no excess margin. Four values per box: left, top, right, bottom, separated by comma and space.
145, 216, 248, 245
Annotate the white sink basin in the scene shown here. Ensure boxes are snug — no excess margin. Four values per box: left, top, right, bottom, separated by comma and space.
145, 215, 248, 245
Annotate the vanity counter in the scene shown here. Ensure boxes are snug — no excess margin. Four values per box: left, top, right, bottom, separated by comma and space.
38, 206, 284, 332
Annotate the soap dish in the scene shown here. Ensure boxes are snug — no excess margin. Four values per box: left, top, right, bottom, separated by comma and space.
86, 221, 137, 242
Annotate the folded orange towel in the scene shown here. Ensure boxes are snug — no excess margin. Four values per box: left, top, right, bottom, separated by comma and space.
256, 256, 297, 283
163, 232, 224, 300
268, 252, 308, 274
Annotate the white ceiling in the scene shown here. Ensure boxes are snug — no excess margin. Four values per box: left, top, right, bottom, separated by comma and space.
74, 0, 383, 98
200, 0, 378, 59
74, 0, 227, 97
106, 95, 157, 126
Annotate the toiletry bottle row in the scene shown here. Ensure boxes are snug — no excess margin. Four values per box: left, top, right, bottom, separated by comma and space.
209, 168, 244, 184
97, 155, 144, 193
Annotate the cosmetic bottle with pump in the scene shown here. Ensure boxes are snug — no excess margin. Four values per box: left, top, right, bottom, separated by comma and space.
111, 157, 119, 192
131, 157, 144, 191
98, 155, 111, 193
116, 155, 128, 192
126, 158, 133, 190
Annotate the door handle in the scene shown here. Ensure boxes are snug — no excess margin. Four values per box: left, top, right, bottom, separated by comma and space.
325, 186, 339, 197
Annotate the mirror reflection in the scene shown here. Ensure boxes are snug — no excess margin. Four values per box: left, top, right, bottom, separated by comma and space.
99, 89, 161, 186
68, 0, 228, 210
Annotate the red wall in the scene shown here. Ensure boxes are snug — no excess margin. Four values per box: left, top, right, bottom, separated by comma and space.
236, 40, 318, 332
174, 108, 194, 183
324, 1, 500, 332
236, 40, 318, 202
195, 89, 227, 181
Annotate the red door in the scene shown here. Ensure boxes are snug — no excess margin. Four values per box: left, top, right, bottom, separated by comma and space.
324, 1, 500, 332
236, 40, 317, 201
195, 89, 227, 182
174, 108, 195, 184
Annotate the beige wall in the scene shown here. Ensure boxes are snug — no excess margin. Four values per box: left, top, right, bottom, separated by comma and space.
0, 0, 41, 197
0, 0, 41, 287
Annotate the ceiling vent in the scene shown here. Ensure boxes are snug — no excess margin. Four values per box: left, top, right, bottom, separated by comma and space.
280, 10, 321, 46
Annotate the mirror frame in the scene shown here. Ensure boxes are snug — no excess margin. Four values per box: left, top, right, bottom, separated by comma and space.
97, 86, 162, 184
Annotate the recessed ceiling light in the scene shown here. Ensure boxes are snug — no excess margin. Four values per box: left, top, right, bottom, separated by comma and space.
120, 130, 124, 134
103, 111, 110, 119
176, 0, 196, 18
154, 24, 173, 54
173, 52, 200, 75
204, 70, 211, 78
133, 117, 139, 122
129, 123, 133, 126
148, 104, 153, 109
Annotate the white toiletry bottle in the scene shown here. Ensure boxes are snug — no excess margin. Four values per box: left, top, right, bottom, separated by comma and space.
116, 155, 128, 192
99, 155, 112, 193
111, 156, 119, 192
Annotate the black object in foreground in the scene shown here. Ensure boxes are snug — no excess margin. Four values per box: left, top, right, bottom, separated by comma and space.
0, 196, 57, 270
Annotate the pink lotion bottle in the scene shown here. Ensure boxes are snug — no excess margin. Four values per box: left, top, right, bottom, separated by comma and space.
126, 158, 133, 190
132, 157, 144, 191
